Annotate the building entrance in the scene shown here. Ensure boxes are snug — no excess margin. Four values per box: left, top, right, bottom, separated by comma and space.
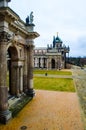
51, 59, 55, 69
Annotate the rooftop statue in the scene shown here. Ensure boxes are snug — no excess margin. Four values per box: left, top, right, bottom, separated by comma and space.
26, 16, 29, 24
25, 11, 34, 25
30, 11, 34, 24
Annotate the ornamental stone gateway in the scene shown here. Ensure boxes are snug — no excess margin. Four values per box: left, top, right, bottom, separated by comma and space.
0, 0, 39, 124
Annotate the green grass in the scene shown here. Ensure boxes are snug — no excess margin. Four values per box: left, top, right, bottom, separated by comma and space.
34, 69, 72, 75
7, 70, 75, 92
34, 77, 75, 92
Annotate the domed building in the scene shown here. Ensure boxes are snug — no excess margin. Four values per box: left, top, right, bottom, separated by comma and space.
34, 33, 70, 69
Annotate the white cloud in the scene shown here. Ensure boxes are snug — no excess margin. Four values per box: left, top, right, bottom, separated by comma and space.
9, 0, 86, 57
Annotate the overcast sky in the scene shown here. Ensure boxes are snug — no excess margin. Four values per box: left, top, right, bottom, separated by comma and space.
9, 0, 86, 57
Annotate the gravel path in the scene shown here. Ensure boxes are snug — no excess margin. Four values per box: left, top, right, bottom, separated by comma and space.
0, 68, 85, 130
0, 90, 84, 130
34, 74, 73, 78
72, 67, 86, 130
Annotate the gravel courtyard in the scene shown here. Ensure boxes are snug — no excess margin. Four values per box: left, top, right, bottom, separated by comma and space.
0, 90, 84, 130
0, 68, 85, 130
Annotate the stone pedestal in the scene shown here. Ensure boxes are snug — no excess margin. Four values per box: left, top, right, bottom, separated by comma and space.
0, 110, 12, 124
26, 88, 35, 97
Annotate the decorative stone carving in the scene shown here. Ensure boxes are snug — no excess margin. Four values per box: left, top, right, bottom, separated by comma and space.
0, 32, 10, 42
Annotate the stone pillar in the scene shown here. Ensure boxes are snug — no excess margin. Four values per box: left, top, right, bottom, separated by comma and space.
34, 58, 35, 67
37, 58, 38, 68
19, 66, 23, 93
16, 66, 20, 97
0, 32, 12, 124
26, 40, 35, 97
47, 58, 48, 70
39, 58, 40, 68
41, 58, 43, 68
42, 58, 44, 68
40, 58, 42, 68
35, 58, 37, 68
23, 49, 28, 93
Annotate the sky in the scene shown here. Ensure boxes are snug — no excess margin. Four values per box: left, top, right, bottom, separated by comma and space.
9, 0, 86, 57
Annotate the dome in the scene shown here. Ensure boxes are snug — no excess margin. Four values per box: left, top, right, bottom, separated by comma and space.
55, 36, 62, 43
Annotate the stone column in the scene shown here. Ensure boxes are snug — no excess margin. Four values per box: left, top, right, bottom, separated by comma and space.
35, 57, 38, 68
41, 58, 43, 68
42, 58, 44, 68
26, 40, 35, 97
23, 48, 28, 93
39, 58, 40, 68
16, 66, 20, 97
46, 58, 48, 70
0, 32, 12, 124
40, 58, 42, 68
37, 58, 39, 68
34, 58, 35, 68
19, 66, 23, 93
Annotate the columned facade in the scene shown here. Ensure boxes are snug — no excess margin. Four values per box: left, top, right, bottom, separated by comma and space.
34, 34, 70, 69
34, 57, 47, 69
0, 0, 39, 124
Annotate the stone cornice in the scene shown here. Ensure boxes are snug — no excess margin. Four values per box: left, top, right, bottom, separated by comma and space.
0, 7, 40, 39
26, 32, 40, 39
9, 22, 39, 39
0, 7, 19, 21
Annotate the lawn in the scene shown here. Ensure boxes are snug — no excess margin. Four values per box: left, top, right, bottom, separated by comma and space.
34, 69, 72, 75
7, 70, 75, 92
34, 77, 75, 92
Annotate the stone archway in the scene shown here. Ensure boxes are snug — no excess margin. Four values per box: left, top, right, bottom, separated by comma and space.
7, 46, 21, 96
0, 0, 39, 124
51, 59, 55, 69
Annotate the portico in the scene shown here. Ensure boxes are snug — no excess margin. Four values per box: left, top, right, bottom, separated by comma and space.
0, 0, 39, 124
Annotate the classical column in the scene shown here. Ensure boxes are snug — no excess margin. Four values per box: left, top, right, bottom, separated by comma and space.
46, 58, 48, 70
23, 49, 28, 93
40, 58, 43, 68
16, 66, 20, 97
34, 58, 35, 67
39, 58, 40, 68
19, 66, 23, 93
35, 57, 38, 68
0, 32, 12, 124
26, 40, 35, 97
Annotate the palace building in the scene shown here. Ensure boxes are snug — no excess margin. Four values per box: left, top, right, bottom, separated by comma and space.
34, 33, 70, 69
